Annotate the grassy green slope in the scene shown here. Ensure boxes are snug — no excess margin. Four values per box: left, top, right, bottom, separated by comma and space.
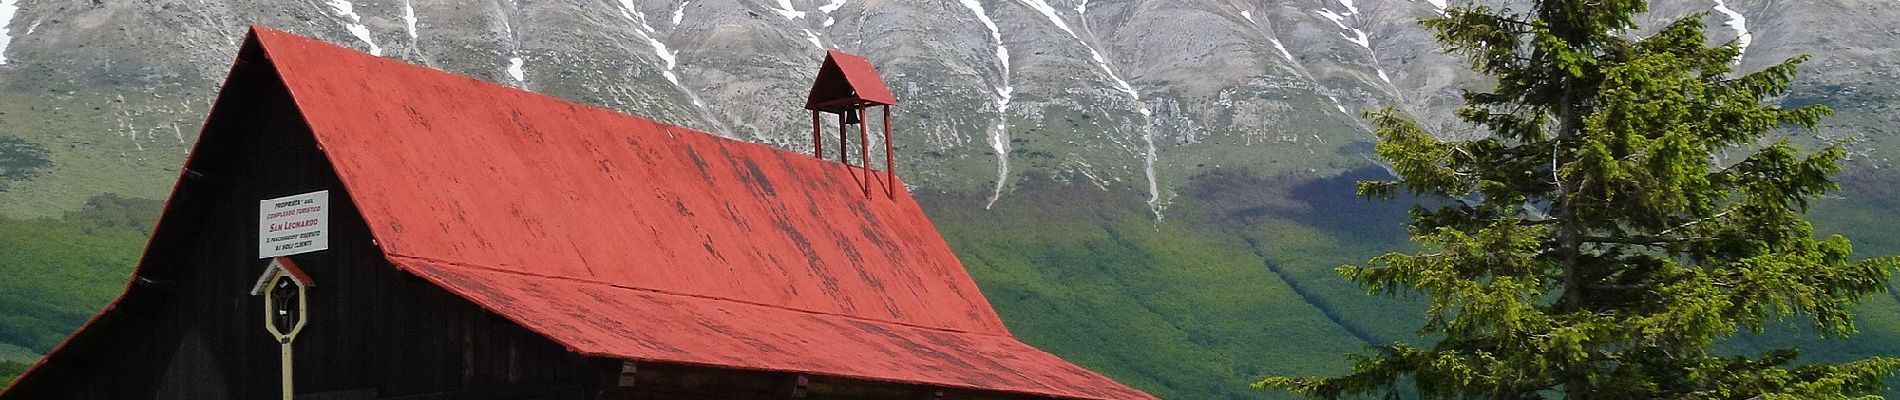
0, 194, 153, 353
1186, 167, 1428, 346
923, 176, 1372, 399
0, 81, 198, 218
0, 359, 28, 388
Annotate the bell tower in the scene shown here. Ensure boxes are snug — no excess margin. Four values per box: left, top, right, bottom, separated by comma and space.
804, 50, 898, 198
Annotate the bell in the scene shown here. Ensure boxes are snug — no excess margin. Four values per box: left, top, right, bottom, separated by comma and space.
840, 108, 862, 125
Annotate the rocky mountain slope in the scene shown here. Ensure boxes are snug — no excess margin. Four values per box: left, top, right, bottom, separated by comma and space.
5, 0, 1890, 218
2, 1, 1899, 399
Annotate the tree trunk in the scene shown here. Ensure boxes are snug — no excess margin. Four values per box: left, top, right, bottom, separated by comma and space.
1554, 82, 1590, 400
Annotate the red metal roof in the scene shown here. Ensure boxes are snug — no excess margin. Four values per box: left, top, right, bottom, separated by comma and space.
805, 49, 898, 112
246, 27, 1152, 399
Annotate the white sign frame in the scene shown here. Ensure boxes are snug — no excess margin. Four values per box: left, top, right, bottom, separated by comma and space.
259, 190, 330, 258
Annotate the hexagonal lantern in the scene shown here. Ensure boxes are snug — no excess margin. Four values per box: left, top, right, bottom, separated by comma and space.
249, 256, 314, 400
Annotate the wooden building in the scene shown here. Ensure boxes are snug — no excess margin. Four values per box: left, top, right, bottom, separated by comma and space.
0, 27, 1154, 400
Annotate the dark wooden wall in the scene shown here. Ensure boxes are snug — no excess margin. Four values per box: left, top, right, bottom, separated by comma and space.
1, 40, 589, 400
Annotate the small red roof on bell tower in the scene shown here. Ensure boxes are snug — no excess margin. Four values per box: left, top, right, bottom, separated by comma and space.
248, 256, 315, 295
805, 50, 897, 113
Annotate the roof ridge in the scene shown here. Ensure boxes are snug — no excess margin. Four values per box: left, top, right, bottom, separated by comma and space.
384, 253, 1010, 338
253, 27, 888, 180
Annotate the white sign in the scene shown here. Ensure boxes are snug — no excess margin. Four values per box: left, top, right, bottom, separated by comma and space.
259, 190, 330, 258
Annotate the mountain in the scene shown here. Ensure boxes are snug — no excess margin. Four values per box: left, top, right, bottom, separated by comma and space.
1, 0, 1898, 398
3, 0, 1898, 213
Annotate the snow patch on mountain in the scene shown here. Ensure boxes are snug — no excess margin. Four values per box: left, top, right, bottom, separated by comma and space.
1316, 4, 1394, 87
1241, 10, 1297, 63
324, 0, 382, 56
673, 0, 689, 26
760, 1, 826, 49
800, 29, 824, 49
0, 0, 18, 65
1710, 0, 1751, 61
768, 0, 805, 20
402, 0, 419, 40
818, 0, 848, 14
1269, 38, 1295, 62
1316, 8, 1371, 51
1343, 26, 1370, 49
1316, 8, 1346, 27
818, 0, 848, 27
506, 57, 525, 82
611, 0, 716, 114
498, 4, 524, 85
959, 0, 1014, 209
1019, 0, 1079, 37
1020, 0, 1164, 219
612, 1, 679, 86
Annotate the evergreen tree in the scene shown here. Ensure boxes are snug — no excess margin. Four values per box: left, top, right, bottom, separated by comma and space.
1258, 1, 1900, 398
